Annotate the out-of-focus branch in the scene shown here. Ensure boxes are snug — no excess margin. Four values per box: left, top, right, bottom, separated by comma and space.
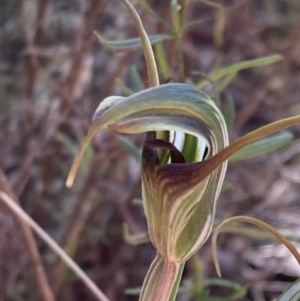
0, 167, 55, 301
60, 0, 106, 111
51, 156, 106, 291
22, 0, 50, 99
0, 190, 110, 301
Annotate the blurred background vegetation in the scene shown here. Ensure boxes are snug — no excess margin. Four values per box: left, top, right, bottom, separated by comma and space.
0, 0, 300, 300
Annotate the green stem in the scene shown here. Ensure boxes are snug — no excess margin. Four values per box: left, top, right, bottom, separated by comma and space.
122, 0, 159, 87
139, 254, 184, 301
122, 0, 160, 141
168, 262, 185, 301
191, 254, 203, 292
175, 36, 185, 82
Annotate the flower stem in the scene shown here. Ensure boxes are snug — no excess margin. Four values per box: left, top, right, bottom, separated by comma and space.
139, 254, 184, 301
122, 0, 159, 87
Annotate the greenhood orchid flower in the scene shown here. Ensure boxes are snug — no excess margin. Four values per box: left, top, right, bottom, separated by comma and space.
66, 82, 300, 301
67, 82, 229, 300
67, 83, 228, 261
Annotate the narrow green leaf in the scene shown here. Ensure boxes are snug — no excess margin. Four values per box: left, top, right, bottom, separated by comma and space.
117, 135, 141, 162
123, 224, 149, 245
217, 71, 237, 91
125, 287, 141, 296
278, 278, 300, 301
94, 31, 173, 52
221, 95, 235, 131
137, 0, 173, 32
226, 285, 248, 301
155, 43, 171, 80
197, 54, 284, 88
221, 182, 233, 191
183, 18, 205, 31
129, 66, 145, 92
229, 132, 294, 162
116, 79, 134, 96
203, 278, 243, 290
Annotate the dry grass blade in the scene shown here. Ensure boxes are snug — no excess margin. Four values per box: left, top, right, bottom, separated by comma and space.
212, 216, 300, 277
0, 167, 54, 301
0, 191, 110, 301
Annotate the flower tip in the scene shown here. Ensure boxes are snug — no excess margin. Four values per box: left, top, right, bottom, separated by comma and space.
66, 166, 77, 188
93, 30, 100, 40
212, 251, 222, 277
66, 175, 74, 188
216, 266, 222, 278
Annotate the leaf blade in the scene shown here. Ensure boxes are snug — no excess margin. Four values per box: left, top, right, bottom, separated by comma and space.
197, 54, 284, 88
94, 31, 173, 52
229, 131, 294, 161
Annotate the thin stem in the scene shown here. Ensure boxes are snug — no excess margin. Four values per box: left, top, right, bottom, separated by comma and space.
168, 262, 185, 301
191, 254, 204, 292
175, 36, 185, 82
122, 0, 159, 87
0, 191, 110, 301
212, 216, 300, 277
122, 0, 162, 143
0, 167, 54, 301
